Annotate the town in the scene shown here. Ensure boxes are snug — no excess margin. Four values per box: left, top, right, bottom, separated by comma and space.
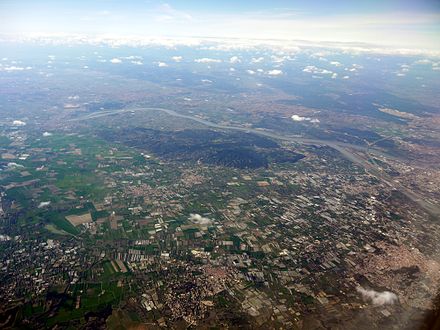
1, 113, 439, 328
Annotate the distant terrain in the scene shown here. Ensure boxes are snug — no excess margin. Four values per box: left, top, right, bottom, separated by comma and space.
1, 39, 440, 329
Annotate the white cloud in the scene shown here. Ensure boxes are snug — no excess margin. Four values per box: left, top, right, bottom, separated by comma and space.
12, 120, 26, 126
271, 55, 289, 63
123, 55, 142, 60
310, 51, 332, 58
157, 62, 168, 67
251, 57, 264, 63
9, 34, 440, 58
2, 66, 32, 72
267, 69, 283, 75
414, 59, 432, 64
201, 79, 212, 83
400, 64, 410, 69
131, 60, 143, 65
330, 61, 342, 66
331, 73, 338, 79
171, 56, 183, 62
38, 201, 51, 208
356, 287, 398, 306
303, 65, 316, 73
303, 65, 332, 75
343, 75, 350, 79
189, 213, 212, 225
68, 95, 80, 100
291, 115, 309, 122
229, 67, 236, 71
292, 114, 320, 123
246, 69, 256, 75
229, 56, 241, 64
110, 58, 122, 64
7, 162, 24, 168
194, 58, 221, 63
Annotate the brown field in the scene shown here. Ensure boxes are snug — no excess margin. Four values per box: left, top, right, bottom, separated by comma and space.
65, 212, 93, 226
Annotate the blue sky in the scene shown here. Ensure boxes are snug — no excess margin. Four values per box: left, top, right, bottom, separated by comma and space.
1, 0, 439, 49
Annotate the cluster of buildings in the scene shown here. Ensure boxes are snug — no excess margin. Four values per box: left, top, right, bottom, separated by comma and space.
1, 125, 439, 329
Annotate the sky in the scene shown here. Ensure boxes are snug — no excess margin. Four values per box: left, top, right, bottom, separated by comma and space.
1, 0, 440, 50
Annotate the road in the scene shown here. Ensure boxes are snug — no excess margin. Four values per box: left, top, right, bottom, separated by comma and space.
70, 107, 440, 218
